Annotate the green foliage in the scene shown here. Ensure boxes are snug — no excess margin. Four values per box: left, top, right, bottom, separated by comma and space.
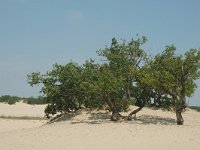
97, 37, 148, 109
27, 72, 42, 86
28, 36, 200, 119
189, 106, 200, 112
28, 62, 86, 118
0, 95, 48, 105
146, 46, 200, 110
23, 96, 48, 105
0, 95, 21, 105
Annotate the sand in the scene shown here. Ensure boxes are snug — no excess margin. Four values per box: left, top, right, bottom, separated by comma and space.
0, 102, 200, 150
0, 102, 46, 133
0, 101, 46, 117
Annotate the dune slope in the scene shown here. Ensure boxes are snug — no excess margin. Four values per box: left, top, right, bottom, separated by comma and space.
0, 103, 200, 150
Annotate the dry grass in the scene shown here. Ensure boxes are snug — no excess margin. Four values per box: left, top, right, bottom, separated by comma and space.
0, 115, 46, 120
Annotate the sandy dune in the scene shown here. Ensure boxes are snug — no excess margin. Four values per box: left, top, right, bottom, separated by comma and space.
0, 103, 200, 150
0, 101, 46, 117
0, 102, 46, 133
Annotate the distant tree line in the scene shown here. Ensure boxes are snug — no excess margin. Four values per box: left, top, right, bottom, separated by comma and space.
28, 36, 200, 125
0, 95, 47, 105
23, 96, 48, 105
0, 95, 21, 105
189, 106, 200, 112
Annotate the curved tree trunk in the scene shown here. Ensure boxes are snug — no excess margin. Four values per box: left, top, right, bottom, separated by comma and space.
176, 106, 184, 125
105, 95, 121, 121
127, 87, 147, 121
127, 106, 144, 121
176, 77, 187, 125
176, 110, 183, 125
176, 105, 186, 125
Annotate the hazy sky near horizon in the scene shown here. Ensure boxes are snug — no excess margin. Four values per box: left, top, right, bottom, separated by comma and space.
0, 0, 200, 105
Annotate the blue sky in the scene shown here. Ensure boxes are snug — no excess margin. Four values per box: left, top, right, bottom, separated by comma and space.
0, 0, 200, 105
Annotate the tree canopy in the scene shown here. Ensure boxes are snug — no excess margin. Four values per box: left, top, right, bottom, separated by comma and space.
28, 36, 200, 125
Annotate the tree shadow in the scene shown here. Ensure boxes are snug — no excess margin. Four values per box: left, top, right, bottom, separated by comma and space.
46, 111, 176, 125
71, 112, 111, 125
89, 112, 111, 120
47, 111, 82, 124
135, 115, 176, 125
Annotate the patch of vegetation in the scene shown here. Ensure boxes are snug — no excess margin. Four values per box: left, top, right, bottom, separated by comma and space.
0, 95, 48, 105
189, 106, 200, 112
0, 115, 46, 120
23, 96, 48, 105
0, 95, 21, 105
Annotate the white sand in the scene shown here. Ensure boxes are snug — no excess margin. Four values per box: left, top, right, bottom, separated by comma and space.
0, 101, 46, 117
0, 119, 46, 133
0, 102, 46, 133
0, 103, 200, 150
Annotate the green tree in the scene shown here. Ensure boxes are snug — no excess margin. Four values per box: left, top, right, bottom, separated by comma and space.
98, 37, 149, 120
148, 46, 200, 125
82, 61, 125, 120
28, 62, 84, 118
28, 37, 200, 125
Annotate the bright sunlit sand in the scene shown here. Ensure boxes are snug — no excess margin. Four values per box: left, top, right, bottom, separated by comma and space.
0, 102, 200, 150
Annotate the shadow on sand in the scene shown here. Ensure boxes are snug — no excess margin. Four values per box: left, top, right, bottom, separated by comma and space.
71, 112, 111, 124
47, 110, 176, 125
135, 115, 176, 125
47, 111, 81, 124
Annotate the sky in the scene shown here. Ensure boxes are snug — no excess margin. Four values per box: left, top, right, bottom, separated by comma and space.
0, 0, 200, 106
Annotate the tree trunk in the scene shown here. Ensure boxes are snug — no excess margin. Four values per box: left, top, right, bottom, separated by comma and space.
176, 110, 183, 125
105, 95, 121, 121
111, 111, 121, 121
176, 105, 186, 125
176, 76, 187, 125
127, 88, 147, 121
127, 106, 144, 121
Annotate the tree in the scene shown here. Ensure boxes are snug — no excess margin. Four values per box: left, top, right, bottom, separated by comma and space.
81, 59, 127, 120
98, 37, 148, 120
28, 62, 85, 118
147, 46, 200, 125
28, 37, 200, 125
